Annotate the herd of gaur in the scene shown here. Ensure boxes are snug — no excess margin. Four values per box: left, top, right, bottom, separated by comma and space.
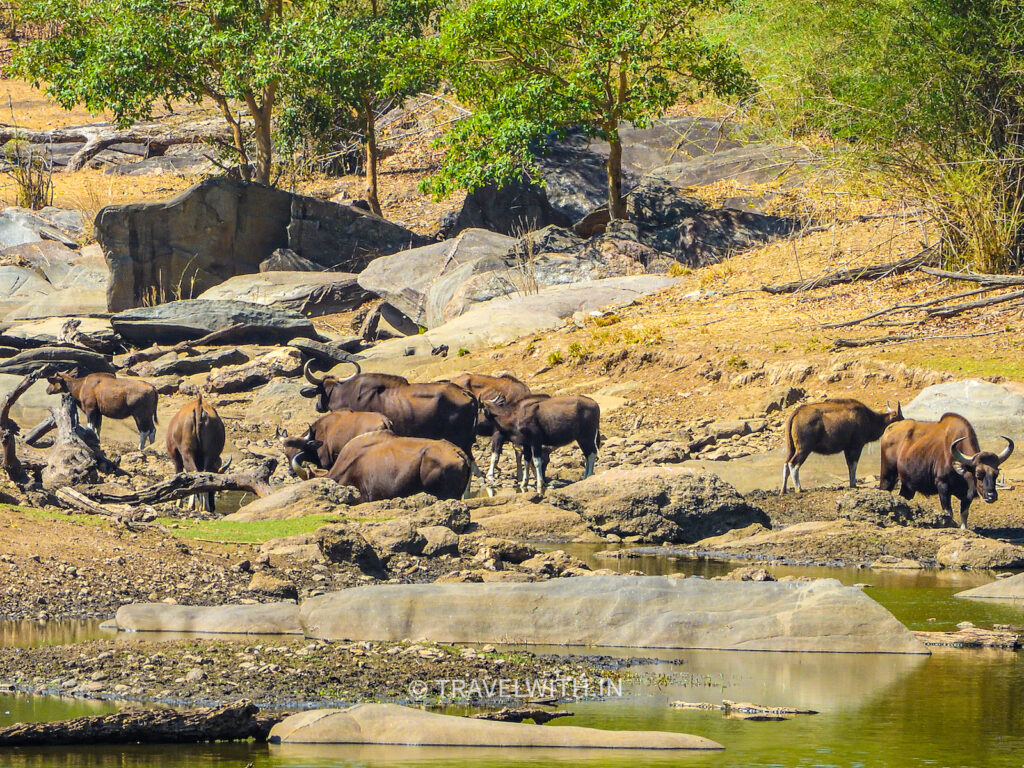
42, 367, 1013, 529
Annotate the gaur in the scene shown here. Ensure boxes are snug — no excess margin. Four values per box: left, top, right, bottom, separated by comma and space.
165, 394, 230, 512
46, 369, 158, 450
279, 410, 392, 471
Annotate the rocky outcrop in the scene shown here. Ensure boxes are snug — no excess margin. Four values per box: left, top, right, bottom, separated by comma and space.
905, 379, 1024, 443
95, 177, 420, 311
114, 602, 302, 634
835, 489, 951, 528
935, 537, 1024, 570
955, 571, 1024, 600
0, 207, 83, 249
299, 575, 927, 653
197, 272, 371, 316
203, 347, 304, 393
269, 703, 722, 748
547, 467, 768, 543
440, 179, 571, 237
110, 299, 319, 346
224, 479, 359, 522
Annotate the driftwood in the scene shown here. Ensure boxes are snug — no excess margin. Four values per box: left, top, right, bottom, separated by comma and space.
469, 707, 573, 724
118, 324, 246, 368
23, 414, 55, 446
41, 394, 118, 489
832, 329, 1005, 350
920, 267, 1024, 287
0, 700, 277, 746
821, 285, 1000, 329
0, 368, 50, 486
925, 289, 1024, 318
761, 248, 937, 294
0, 123, 229, 173
78, 459, 277, 505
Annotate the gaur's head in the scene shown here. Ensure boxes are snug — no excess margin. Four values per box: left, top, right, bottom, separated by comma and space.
951, 436, 1014, 503
279, 424, 319, 466
479, 389, 512, 421
287, 439, 323, 480
884, 402, 904, 427
300, 360, 360, 413
45, 368, 77, 395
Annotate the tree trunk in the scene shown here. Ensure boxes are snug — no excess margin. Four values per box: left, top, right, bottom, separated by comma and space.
607, 134, 626, 220
253, 111, 273, 185
364, 101, 382, 217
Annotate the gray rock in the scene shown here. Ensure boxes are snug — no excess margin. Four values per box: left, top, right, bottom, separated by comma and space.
111, 299, 319, 346
0, 265, 54, 316
364, 519, 426, 559
316, 524, 382, 572
0, 240, 106, 289
836, 489, 951, 528
936, 537, 1024, 570
248, 572, 299, 601
759, 385, 805, 414
224, 479, 359, 523
299, 575, 927, 653
0, 346, 115, 375
148, 347, 248, 377
0, 317, 116, 350
104, 152, 214, 176
0, 207, 81, 249
955, 571, 1024, 600
203, 347, 304, 393
270, 703, 721, 748
417, 525, 460, 557
648, 142, 814, 188
260, 248, 320, 272
287, 338, 362, 369
198, 271, 371, 317
547, 467, 769, 543
114, 602, 303, 634
905, 379, 1024, 444
440, 179, 571, 237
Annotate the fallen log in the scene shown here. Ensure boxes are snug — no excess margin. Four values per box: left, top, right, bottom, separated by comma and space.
0, 367, 50, 487
821, 285, 1001, 328
77, 460, 278, 505
0, 700, 277, 746
920, 267, 1024, 287
24, 414, 55, 446
42, 394, 118, 489
925, 289, 1024, 318
831, 329, 1005, 349
762, 248, 937, 294
117, 324, 246, 368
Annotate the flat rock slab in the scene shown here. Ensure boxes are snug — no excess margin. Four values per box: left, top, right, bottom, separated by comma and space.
269, 703, 721, 749
905, 379, 1024, 448
114, 602, 302, 634
954, 571, 1024, 600
299, 575, 927, 654
198, 271, 371, 316
224, 478, 358, 522
111, 299, 318, 345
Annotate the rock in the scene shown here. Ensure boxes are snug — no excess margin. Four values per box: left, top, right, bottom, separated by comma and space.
1, 316, 115, 349
954, 571, 1024, 600
260, 248, 320, 272
0, 346, 115, 376
184, 668, 207, 683
404, 499, 472, 534
1, 240, 106, 289
224, 479, 359, 522
363, 519, 426, 559
905, 379, 1024, 443
716, 566, 775, 582
0, 207, 81, 249
936, 538, 1024, 570
104, 151, 214, 176
300, 575, 927, 653
248, 572, 298, 601
361, 275, 678, 360
203, 347, 304, 393
441, 179, 571, 237
259, 534, 324, 564
315, 524, 382, 572
269, 703, 721, 749
111, 299, 318, 346
417, 525, 460, 557
197, 271, 371, 317
648, 142, 813, 188
471, 501, 591, 541
147, 347, 249, 377
480, 538, 541, 564
0, 266, 54, 317
836, 490, 951, 528
358, 229, 516, 328
113, 602, 303, 634
707, 420, 750, 440
287, 338, 362, 369
758, 386, 805, 414
95, 177, 423, 310
519, 550, 591, 577
547, 467, 768, 543
871, 557, 925, 570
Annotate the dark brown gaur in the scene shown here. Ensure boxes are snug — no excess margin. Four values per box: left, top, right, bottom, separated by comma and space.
279, 409, 392, 471
46, 369, 158, 450
165, 394, 230, 512
300, 360, 482, 487
879, 412, 1013, 529
450, 372, 533, 484
781, 399, 903, 493
290, 430, 471, 502
480, 391, 600, 494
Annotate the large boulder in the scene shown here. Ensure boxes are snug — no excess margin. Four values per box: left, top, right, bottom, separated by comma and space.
315, 523, 382, 572
935, 537, 1024, 570
905, 379, 1024, 445
113, 602, 303, 634
224, 478, 359, 522
0, 207, 82, 249
955, 571, 1024, 600
198, 271, 371, 317
547, 467, 768, 543
835, 489, 951, 528
95, 177, 422, 311
648, 143, 814, 189
269, 703, 721, 749
0, 265, 54, 317
299, 575, 928, 653
203, 347, 304, 393
440, 179, 571, 237
110, 299, 319, 346
0, 346, 115, 375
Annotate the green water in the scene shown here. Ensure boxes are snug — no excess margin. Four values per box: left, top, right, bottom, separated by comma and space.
2, 554, 1024, 767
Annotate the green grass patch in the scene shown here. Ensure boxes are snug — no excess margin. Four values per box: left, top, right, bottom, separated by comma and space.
158, 514, 344, 544
5, 504, 108, 528
892, 353, 1024, 381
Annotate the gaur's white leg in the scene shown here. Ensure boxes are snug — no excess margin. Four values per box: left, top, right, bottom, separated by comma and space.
487, 451, 500, 484
584, 452, 597, 478
534, 455, 545, 494
780, 463, 790, 494
792, 464, 803, 492
519, 457, 533, 493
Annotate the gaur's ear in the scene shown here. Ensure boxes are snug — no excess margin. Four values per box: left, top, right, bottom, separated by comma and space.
308, 440, 324, 450
67, 367, 79, 378
299, 386, 319, 398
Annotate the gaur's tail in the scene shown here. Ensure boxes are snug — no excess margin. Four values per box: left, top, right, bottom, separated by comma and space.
783, 413, 795, 461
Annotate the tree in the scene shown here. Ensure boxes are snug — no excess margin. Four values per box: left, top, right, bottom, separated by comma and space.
725, 0, 1024, 272
283, 0, 436, 215
11, 0, 298, 185
428, 0, 750, 219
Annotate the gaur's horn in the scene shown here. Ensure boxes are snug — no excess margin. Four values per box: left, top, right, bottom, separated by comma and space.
219, 456, 232, 473
303, 360, 324, 386
338, 359, 361, 383
290, 454, 310, 480
997, 436, 1015, 465
951, 437, 975, 467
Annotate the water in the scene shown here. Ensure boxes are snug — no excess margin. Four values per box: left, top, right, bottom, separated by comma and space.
1, 553, 1023, 767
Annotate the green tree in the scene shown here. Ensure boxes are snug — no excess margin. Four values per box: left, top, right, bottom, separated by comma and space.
428, 0, 750, 219
283, 0, 436, 215
725, 0, 1024, 272
11, 0, 299, 185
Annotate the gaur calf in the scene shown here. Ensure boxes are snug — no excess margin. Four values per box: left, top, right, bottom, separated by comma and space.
480, 392, 600, 494
290, 431, 471, 502
279, 410, 392, 471
782, 399, 902, 493
46, 369, 159, 450
450, 372, 534, 484
879, 412, 1013, 529
165, 394, 230, 512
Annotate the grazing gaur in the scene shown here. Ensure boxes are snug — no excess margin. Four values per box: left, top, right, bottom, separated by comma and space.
300, 360, 480, 475
279, 410, 392, 471
879, 412, 1013, 529
480, 392, 600, 494
290, 431, 471, 502
46, 369, 159, 449
450, 372, 534, 483
781, 399, 903, 493
165, 394, 230, 512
